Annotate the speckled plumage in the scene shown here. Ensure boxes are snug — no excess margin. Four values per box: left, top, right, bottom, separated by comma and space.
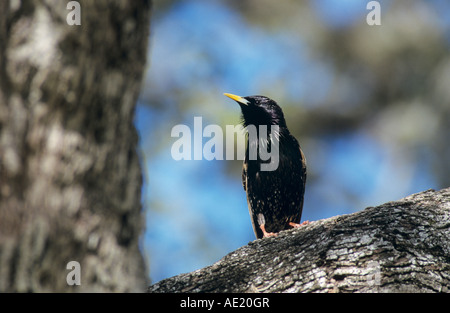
225, 94, 307, 239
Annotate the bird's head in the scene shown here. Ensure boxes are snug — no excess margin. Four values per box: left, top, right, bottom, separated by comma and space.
224, 93, 287, 128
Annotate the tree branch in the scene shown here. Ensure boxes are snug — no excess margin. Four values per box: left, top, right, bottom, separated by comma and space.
149, 188, 450, 293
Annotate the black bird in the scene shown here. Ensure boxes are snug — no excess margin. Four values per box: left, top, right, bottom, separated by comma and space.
224, 93, 308, 239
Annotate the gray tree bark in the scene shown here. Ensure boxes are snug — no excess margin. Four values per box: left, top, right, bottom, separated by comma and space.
0, 0, 151, 292
149, 188, 450, 293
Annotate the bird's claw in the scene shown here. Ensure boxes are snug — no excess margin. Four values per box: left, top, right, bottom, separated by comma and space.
263, 231, 278, 238
288, 221, 310, 228
260, 224, 278, 238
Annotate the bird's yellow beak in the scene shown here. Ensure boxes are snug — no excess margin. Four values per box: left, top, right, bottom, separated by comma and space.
224, 93, 249, 105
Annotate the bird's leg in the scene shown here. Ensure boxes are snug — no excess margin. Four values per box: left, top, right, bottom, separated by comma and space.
288, 221, 310, 228
260, 224, 277, 238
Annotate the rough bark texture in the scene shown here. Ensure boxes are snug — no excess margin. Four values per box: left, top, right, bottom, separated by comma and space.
149, 188, 450, 293
0, 1, 151, 292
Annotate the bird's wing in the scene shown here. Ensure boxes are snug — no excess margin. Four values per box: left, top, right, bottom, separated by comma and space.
300, 146, 307, 185
242, 153, 263, 239
249, 202, 262, 239
242, 154, 247, 191
299, 146, 307, 213
245, 179, 262, 239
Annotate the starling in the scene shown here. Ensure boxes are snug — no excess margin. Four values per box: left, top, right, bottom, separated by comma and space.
224, 93, 308, 239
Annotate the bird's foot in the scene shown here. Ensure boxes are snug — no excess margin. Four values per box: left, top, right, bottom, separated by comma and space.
288, 221, 310, 228
260, 224, 278, 238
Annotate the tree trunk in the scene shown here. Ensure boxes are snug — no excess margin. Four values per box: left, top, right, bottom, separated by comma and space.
0, 0, 151, 292
149, 188, 450, 293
